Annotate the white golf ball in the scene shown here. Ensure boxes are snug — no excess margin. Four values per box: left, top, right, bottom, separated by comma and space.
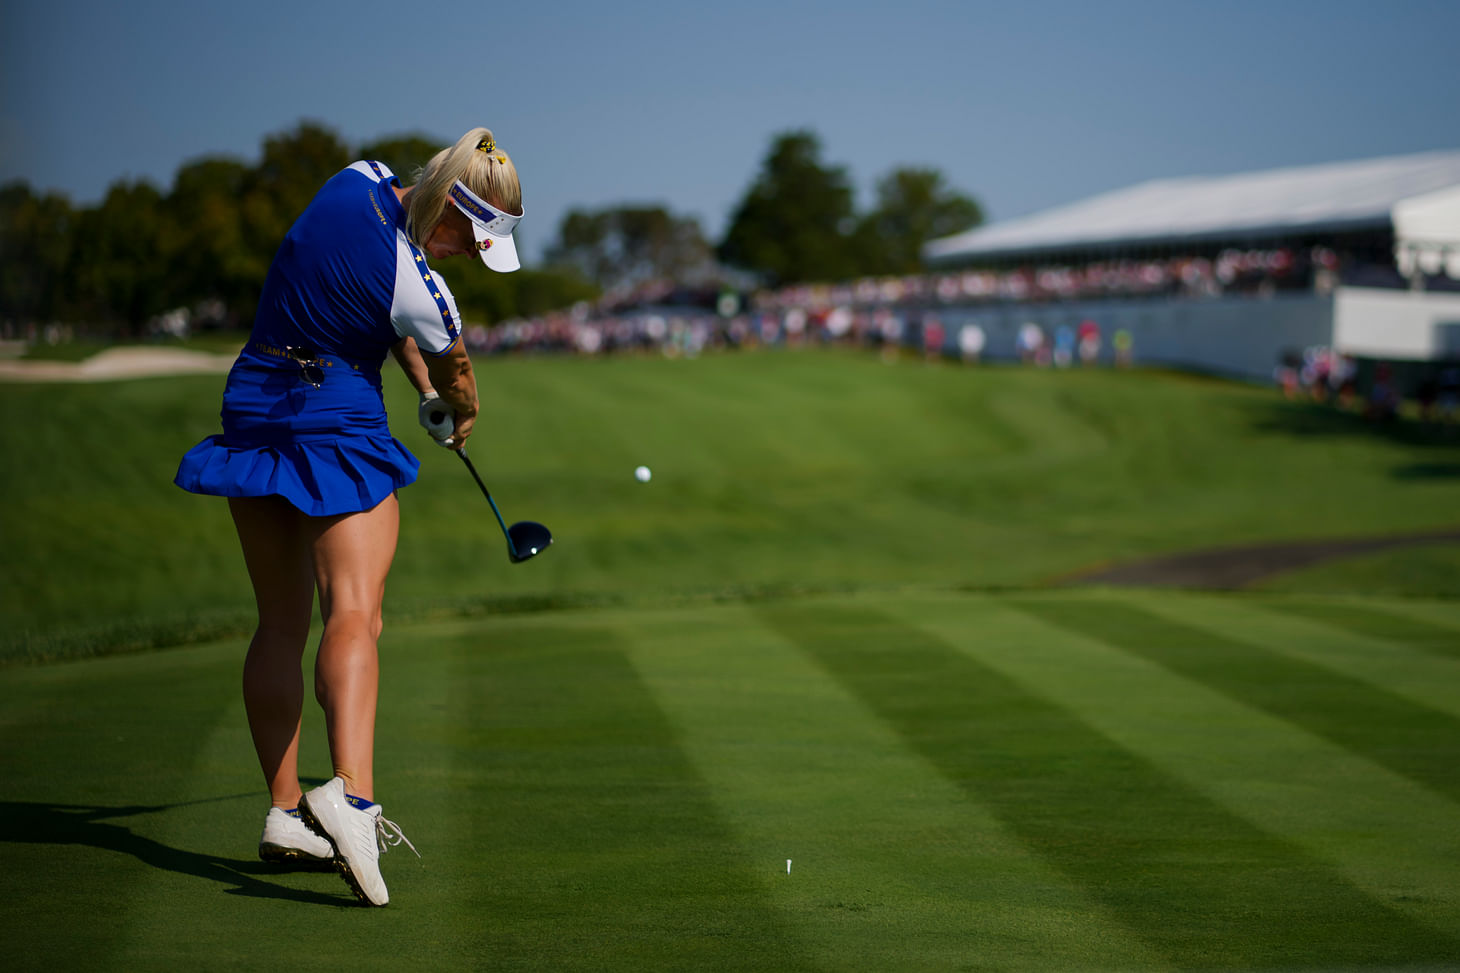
634, 465, 652, 483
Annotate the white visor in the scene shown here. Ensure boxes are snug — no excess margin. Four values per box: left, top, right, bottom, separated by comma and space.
447, 180, 523, 272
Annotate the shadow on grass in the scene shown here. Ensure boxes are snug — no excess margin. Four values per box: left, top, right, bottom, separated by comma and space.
1249, 399, 1460, 464
0, 796, 354, 907
1393, 461, 1460, 479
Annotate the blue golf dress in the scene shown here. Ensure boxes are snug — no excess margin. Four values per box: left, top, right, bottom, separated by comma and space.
175, 161, 464, 516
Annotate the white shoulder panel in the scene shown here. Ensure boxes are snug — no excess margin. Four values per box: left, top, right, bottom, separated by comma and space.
347, 160, 396, 182
390, 231, 461, 355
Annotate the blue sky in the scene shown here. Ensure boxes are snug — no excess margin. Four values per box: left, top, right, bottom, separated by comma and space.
3, 0, 1457, 263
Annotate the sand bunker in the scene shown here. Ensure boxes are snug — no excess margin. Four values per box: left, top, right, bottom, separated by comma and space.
0, 346, 236, 383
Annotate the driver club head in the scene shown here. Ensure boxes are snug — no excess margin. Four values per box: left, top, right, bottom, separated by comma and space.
506, 521, 552, 563
455, 448, 553, 565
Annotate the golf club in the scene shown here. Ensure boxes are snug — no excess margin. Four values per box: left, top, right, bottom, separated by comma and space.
454, 447, 552, 563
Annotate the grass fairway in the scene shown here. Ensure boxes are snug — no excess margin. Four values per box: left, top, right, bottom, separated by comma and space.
2, 589, 1458, 970
1, 350, 1458, 969
3, 350, 1459, 660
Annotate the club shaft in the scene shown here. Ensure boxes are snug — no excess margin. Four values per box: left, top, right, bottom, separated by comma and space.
456, 448, 519, 559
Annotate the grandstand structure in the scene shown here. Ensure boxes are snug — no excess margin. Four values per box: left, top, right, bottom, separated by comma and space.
922, 149, 1460, 381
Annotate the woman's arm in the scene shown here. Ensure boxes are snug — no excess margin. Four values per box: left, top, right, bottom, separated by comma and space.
390, 337, 433, 395
393, 336, 479, 447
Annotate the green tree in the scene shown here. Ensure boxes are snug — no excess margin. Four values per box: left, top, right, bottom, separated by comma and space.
0, 183, 75, 324
357, 133, 443, 181
68, 180, 171, 335
856, 167, 983, 275
718, 130, 859, 285
545, 205, 711, 291
5, 121, 614, 338
445, 267, 599, 324
163, 157, 255, 319
239, 121, 353, 266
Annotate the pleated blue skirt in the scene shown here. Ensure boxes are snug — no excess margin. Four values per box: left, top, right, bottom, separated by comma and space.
175, 347, 419, 517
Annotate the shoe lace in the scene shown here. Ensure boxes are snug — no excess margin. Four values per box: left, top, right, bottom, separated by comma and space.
375, 813, 420, 858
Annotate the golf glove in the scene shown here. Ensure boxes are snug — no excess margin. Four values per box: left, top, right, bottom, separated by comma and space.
418, 390, 456, 447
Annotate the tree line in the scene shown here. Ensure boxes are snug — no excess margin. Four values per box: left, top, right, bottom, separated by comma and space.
547, 129, 983, 294
1, 123, 980, 337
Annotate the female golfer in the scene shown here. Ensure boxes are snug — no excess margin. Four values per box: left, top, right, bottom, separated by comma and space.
175, 127, 523, 906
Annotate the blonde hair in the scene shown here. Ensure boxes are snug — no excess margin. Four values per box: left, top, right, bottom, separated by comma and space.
405, 126, 522, 248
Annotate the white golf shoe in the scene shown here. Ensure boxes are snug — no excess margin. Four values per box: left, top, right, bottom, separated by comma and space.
298, 776, 418, 906
258, 806, 334, 864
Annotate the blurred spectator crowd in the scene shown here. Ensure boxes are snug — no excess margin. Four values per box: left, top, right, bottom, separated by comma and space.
1275, 346, 1460, 423
466, 245, 1368, 360
758, 245, 1347, 310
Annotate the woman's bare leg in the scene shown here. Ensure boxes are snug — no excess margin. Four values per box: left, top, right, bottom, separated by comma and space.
307, 492, 399, 802
229, 496, 316, 810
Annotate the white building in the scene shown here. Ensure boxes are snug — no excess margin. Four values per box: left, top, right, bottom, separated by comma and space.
923, 150, 1460, 380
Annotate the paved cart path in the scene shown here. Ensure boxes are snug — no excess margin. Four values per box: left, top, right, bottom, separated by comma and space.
1067, 527, 1460, 589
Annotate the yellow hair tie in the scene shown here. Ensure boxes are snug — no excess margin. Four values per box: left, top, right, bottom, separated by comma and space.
477, 138, 495, 154
496, 154, 506, 164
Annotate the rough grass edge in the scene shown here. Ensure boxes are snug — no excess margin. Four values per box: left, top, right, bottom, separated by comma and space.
0, 581, 901, 668
13, 577, 1456, 669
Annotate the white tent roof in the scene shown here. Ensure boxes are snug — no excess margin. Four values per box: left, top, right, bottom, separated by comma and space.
1394, 183, 1460, 278
926, 149, 1460, 263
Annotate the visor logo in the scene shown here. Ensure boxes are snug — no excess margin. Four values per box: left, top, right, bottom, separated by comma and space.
477, 239, 494, 251
449, 183, 494, 223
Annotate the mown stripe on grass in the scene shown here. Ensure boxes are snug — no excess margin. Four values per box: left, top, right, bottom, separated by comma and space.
443, 621, 811, 972
1019, 597, 1460, 803
760, 600, 1460, 971
0, 640, 259, 968
106, 646, 382, 969
621, 604, 1165, 973
886, 591, 1460, 942
1259, 598, 1460, 661
1136, 592, 1460, 722
1387, 597, 1460, 635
